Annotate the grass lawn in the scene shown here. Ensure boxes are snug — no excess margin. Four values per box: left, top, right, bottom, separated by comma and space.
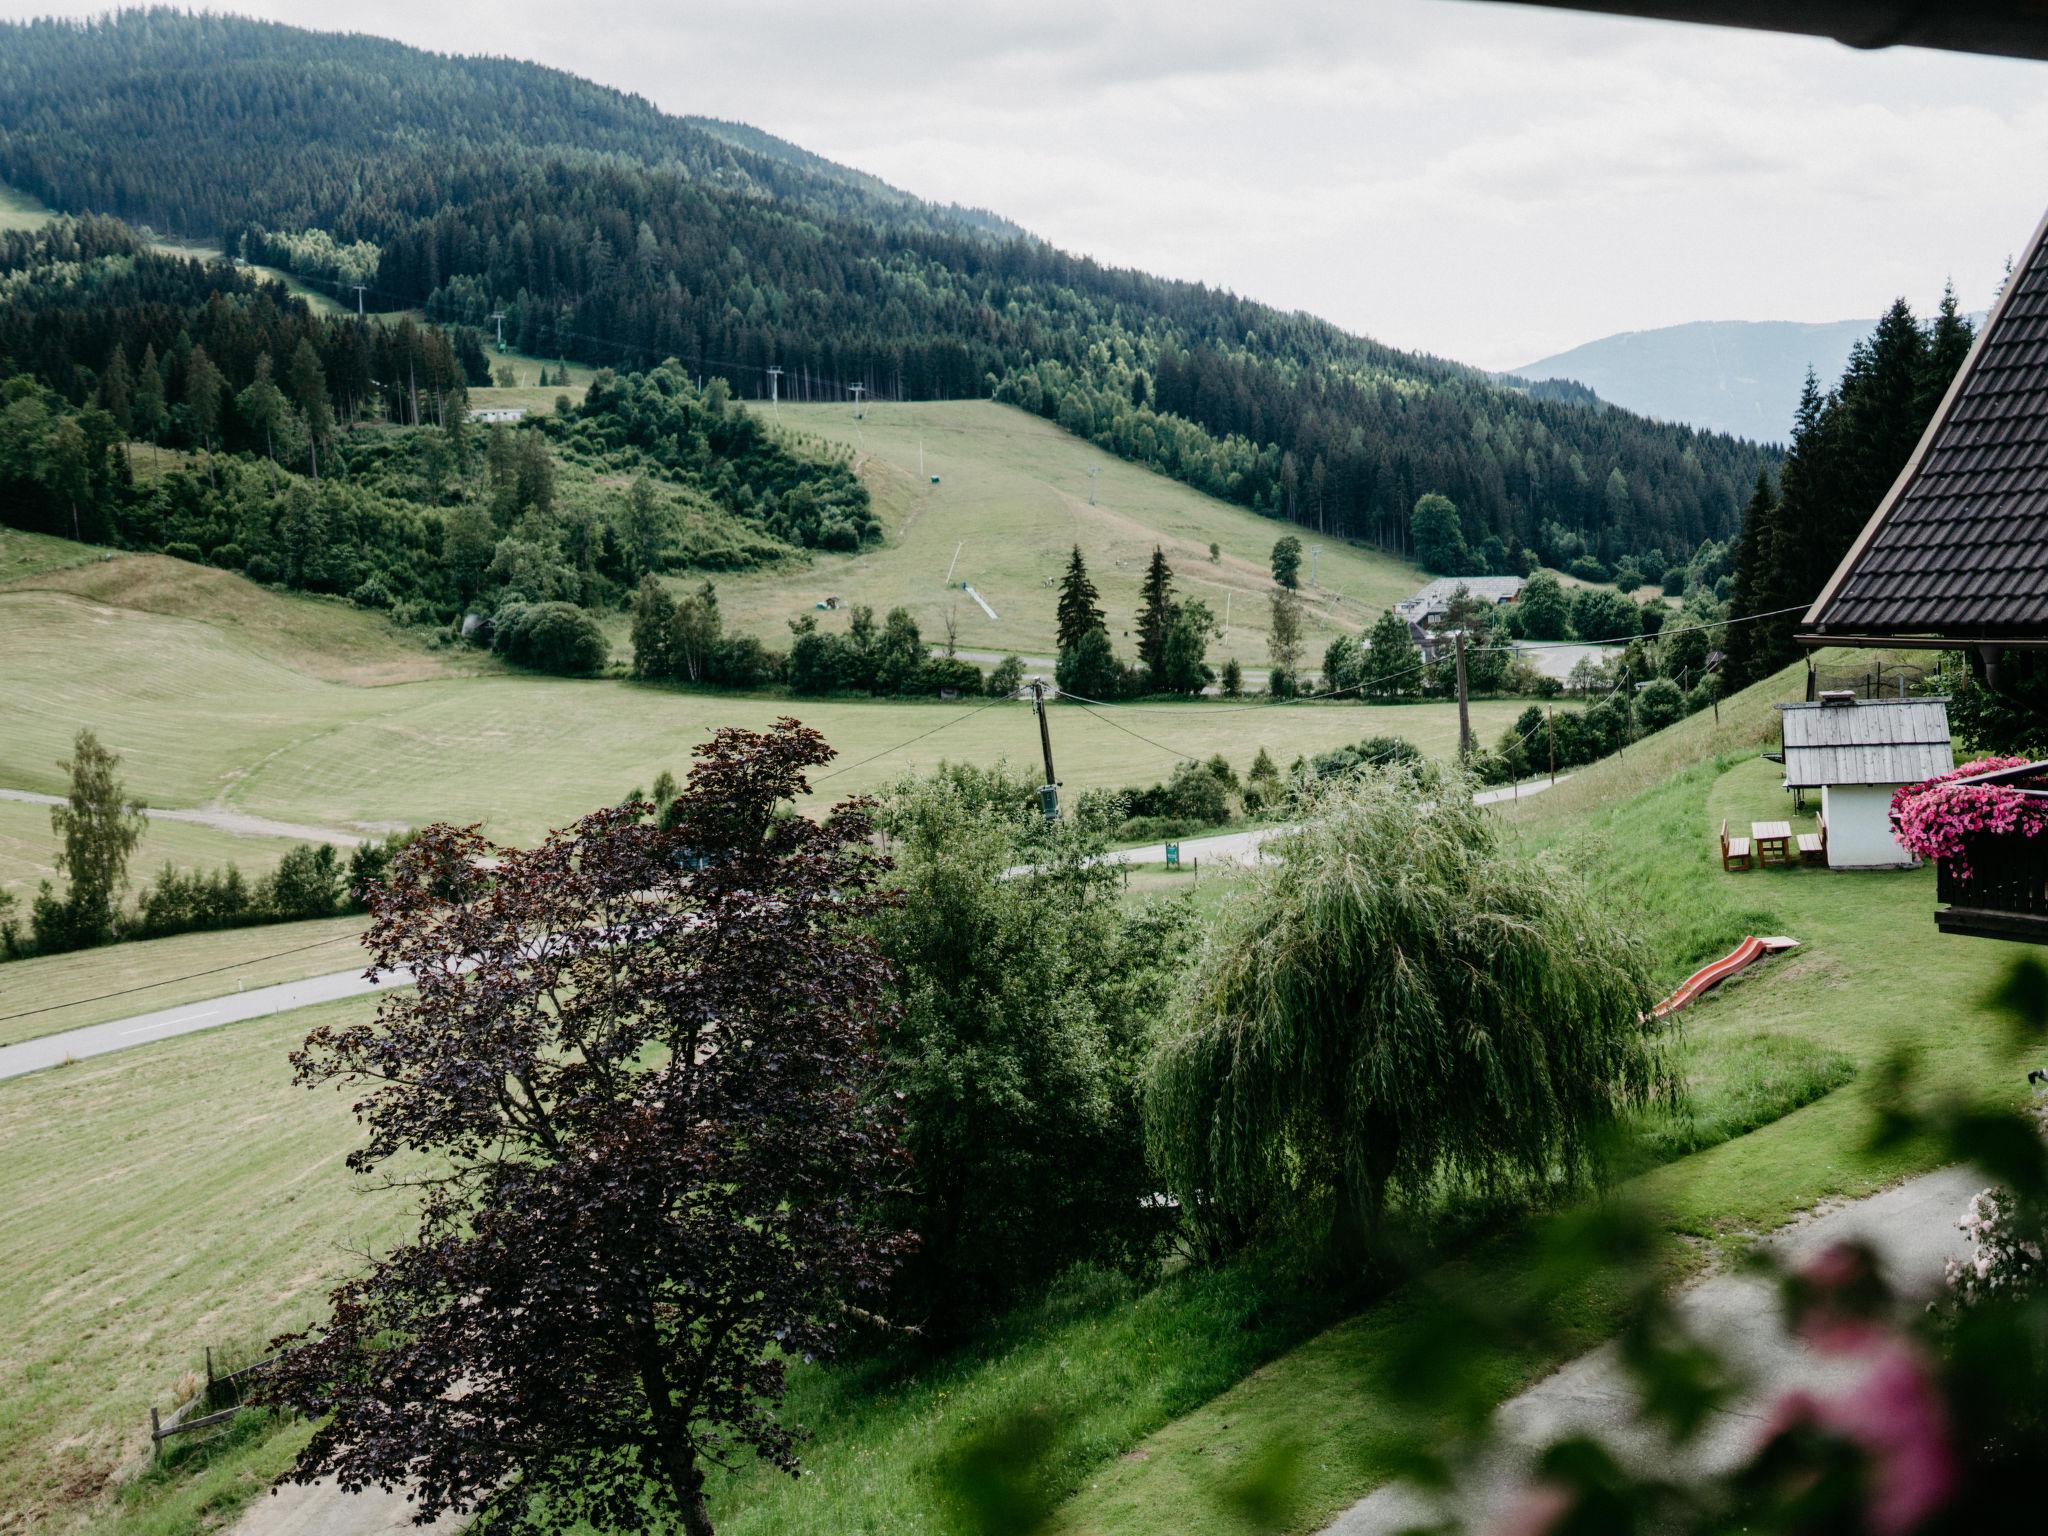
0, 996, 414, 1536
0, 916, 368, 1048
0, 577, 1534, 846
685, 400, 1426, 669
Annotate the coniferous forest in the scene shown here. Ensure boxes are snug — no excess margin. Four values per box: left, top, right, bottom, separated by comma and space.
0, 9, 1778, 573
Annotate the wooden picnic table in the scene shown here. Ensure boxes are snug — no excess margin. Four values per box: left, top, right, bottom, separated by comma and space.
1751, 820, 1793, 867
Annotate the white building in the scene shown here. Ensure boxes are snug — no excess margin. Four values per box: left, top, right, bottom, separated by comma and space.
470, 406, 527, 425
1778, 695, 1953, 869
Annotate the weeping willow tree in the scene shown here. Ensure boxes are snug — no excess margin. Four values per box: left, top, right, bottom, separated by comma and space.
1144, 763, 1669, 1264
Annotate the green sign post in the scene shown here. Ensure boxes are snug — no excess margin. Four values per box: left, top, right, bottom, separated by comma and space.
1165, 842, 1179, 868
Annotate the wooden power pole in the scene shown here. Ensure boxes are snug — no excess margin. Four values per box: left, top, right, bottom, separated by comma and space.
1453, 630, 1472, 758
1031, 679, 1059, 818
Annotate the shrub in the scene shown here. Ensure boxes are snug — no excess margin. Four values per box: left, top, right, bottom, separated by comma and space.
350, 576, 393, 609
244, 552, 280, 584
913, 657, 985, 696
871, 774, 1196, 1332
492, 601, 608, 675
986, 655, 1025, 698
265, 843, 346, 921
212, 542, 245, 570
162, 540, 203, 563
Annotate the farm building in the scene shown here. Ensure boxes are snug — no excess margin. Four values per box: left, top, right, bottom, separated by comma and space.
1776, 695, 1953, 868
1395, 576, 1524, 631
470, 406, 527, 425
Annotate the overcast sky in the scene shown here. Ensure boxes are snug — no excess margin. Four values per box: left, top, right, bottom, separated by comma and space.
11, 1, 2047, 369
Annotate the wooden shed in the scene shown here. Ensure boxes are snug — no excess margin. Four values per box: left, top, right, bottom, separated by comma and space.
1777, 695, 1952, 868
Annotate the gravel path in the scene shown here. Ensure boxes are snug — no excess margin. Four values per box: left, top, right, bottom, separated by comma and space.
0, 787, 368, 847
1323, 1164, 1982, 1534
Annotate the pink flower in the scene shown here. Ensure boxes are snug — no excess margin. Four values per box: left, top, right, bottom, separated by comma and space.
1488, 1481, 1573, 1536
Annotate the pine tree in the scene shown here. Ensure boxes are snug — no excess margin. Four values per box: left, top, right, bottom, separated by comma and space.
1136, 545, 1176, 687
1055, 544, 1104, 651
99, 343, 134, 435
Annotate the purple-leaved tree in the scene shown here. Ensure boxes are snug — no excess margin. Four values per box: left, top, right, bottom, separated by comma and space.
261, 720, 908, 1536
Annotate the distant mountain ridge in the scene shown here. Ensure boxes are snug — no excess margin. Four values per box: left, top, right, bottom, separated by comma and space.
1512, 317, 1980, 443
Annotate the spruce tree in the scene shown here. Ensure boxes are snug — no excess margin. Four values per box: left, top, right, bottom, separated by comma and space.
1919, 283, 1975, 425
1055, 544, 1104, 652
1719, 468, 1782, 690
1136, 545, 1176, 687
132, 343, 167, 444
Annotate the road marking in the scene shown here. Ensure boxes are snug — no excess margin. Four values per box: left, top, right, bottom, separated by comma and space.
121, 1008, 220, 1037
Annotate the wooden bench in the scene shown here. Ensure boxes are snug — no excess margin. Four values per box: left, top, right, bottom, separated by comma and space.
1720, 817, 1752, 871
1798, 813, 1827, 865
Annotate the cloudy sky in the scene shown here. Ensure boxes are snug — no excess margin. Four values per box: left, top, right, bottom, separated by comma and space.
11, 1, 2047, 369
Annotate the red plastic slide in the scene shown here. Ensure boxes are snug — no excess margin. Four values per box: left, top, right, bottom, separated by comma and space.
1651, 935, 1800, 1018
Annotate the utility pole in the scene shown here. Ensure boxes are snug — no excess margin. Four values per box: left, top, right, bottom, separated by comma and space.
765, 366, 784, 418
1310, 545, 1320, 586
349, 283, 367, 317
488, 312, 507, 351
1547, 708, 1556, 785
1030, 679, 1060, 819
1088, 467, 1099, 506
1454, 629, 1472, 759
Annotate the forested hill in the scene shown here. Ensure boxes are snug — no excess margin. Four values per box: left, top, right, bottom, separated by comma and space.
0, 9, 1777, 572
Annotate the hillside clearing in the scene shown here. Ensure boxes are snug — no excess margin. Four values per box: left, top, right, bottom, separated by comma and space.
690, 400, 1428, 666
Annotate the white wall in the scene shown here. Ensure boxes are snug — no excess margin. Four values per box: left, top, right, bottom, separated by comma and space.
1821, 783, 1915, 869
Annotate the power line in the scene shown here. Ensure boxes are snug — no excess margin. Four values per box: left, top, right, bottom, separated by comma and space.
0, 931, 366, 1026
810, 692, 1019, 784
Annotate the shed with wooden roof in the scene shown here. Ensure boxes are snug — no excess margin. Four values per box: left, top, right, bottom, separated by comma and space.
1777, 694, 1953, 867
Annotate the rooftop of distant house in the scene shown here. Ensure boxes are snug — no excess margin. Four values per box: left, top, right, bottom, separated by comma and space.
1396, 576, 1525, 622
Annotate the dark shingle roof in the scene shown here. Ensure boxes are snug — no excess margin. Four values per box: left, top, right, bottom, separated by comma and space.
1804, 205, 2048, 647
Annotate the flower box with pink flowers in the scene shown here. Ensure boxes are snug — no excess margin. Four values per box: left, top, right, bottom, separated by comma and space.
1891, 757, 2048, 942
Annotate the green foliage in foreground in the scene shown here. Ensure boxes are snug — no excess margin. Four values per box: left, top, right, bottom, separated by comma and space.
871, 771, 1196, 1333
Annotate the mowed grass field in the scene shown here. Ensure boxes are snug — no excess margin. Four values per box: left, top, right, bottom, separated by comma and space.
0, 916, 368, 1048
0, 573, 1531, 848
0, 796, 317, 911
0, 996, 415, 1536
691, 400, 1426, 668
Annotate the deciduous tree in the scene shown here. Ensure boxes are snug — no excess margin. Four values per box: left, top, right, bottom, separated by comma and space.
262, 722, 909, 1536
1145, 763, 1663, 1265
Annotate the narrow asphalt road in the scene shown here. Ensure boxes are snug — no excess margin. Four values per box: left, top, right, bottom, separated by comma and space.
1, 777, 1567, 1084
0, 966, 412, 1081
0, 786, 368, 847
1323, 1164, 1984, 1534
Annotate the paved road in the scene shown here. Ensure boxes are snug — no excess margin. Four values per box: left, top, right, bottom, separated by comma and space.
224, 1476, 459, 1536
0, 965, 411, 1081
2, 775, 1569, 1084
0, 787, 368, 847
1090, 773, 1568, 872
1324, 1164, 1983, 1534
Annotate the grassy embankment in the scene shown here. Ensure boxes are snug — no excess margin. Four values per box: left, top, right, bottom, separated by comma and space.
0, 997, 411, 1536
0, 916, 368, 1049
